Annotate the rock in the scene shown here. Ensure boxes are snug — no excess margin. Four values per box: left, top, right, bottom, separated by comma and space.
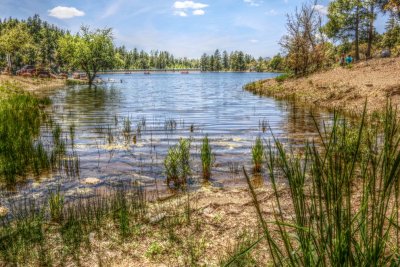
148, 212, 166, 224
0, 206, 9, 217
65, 187, 94, 197
81, 177, 101, 185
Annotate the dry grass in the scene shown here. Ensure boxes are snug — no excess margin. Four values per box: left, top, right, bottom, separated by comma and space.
0, 74, 66, 92
247, 57, 400, 116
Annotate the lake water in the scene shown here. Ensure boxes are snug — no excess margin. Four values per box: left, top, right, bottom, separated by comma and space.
2, 72, 332, 201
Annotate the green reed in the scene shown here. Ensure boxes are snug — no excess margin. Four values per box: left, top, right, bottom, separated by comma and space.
251, 136, 264, 173
200, 135, 215, 181
0, 185, 147, 266
0, 84, 59, 186
164, 138, 191, 189
227, 104, 400, 266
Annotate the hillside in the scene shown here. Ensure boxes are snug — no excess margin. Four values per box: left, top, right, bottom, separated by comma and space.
246, 57, 400, 116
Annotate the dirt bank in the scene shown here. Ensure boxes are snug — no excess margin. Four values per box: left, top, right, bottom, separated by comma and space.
0, 75, 66, 92
245, 57, 400, 116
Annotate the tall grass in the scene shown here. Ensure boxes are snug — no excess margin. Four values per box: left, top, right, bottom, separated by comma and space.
200, 135, 214, 181
230, 104, 400, 266
164, 138, 191, 189
0, 186, 147, 266
0, 83, 77, 187
251, 137, 264, 173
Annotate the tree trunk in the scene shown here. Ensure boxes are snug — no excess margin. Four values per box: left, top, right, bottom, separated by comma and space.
87, 71, 97, 87
366, 3, 375, 59
355, 3, 360, 61
6, 54, 12, 74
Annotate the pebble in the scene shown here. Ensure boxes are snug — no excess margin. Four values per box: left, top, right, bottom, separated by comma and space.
81, 177, 101, 185
0, 206, 9, 217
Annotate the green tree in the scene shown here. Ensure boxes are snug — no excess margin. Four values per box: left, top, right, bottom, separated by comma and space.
382, 13, 400, 49
324, 0, 367, 60
58, 26, 115, 86
0, 23, 32, 73
222, 50, 229, 70
213, 49, 222, 71
268, 53, 284, 71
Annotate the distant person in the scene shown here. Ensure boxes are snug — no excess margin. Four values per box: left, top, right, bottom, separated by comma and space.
345, 55, 353, 65
381, 49, 391, 58
339, 53, 345, 66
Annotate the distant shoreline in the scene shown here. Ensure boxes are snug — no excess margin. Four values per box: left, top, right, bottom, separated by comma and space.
98, 70, 282, 74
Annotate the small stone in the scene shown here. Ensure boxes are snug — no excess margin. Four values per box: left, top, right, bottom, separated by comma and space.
0, 206, 9, 217
148, 212, 166, 224
82, 177, 101, 185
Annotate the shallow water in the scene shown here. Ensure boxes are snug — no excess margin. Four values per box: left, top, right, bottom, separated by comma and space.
2, 72, 332, 202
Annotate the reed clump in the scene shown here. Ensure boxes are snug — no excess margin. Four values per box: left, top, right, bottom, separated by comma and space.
0, 83, 70, 187
251, 137, 264, 173
200, 135, 215, 181
229, 104, 400, 266
164, 138, 191, 189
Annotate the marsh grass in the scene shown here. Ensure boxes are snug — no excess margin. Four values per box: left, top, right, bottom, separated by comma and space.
164, 138, 191, 189
251, 137, 264, 173
200, 135, 215, 181
227, 104, 400, 266
0, 186, 147, 266
0, 83, 72, 187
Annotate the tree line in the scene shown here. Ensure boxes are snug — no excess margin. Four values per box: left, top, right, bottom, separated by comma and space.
277, 0, 400, 76
0, 14, 277, 86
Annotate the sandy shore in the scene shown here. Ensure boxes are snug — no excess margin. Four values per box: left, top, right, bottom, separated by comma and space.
245, 57, 400, 116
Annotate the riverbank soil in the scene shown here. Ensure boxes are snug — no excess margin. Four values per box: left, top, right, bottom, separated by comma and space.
246, 57, 400, 116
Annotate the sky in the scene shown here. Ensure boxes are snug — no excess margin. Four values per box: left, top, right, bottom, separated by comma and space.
0, 0, 387, 58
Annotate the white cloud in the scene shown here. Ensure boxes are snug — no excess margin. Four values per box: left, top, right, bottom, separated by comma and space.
174, 11, 188, 17
174, 1, 208, 9
173, 1, 208, 17
193, 9, 205, 15
244, 0, 263, 6
250, 39, 259, 43
48, 6, 85, 19
313, 4, 328, 15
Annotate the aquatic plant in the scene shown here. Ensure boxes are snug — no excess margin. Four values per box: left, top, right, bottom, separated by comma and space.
259, 119, 268, 133
200, 135, 215, 181
164, 119, 177, 131
123, 117, 132, 140
164, 138, 191, 188
49, 187, 64, 223
251, 137, 264, 173
0, 84, 66, 186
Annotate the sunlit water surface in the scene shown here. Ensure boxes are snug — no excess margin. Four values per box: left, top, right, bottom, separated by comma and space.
2, 72, 332, 202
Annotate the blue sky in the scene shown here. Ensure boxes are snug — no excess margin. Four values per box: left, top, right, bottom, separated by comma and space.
0, 0, 387, 58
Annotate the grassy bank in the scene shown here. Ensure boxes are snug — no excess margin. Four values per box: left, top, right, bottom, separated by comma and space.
245, 57, 400, 117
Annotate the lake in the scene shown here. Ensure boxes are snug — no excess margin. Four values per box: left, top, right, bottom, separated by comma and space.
2, 72, 331, 201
